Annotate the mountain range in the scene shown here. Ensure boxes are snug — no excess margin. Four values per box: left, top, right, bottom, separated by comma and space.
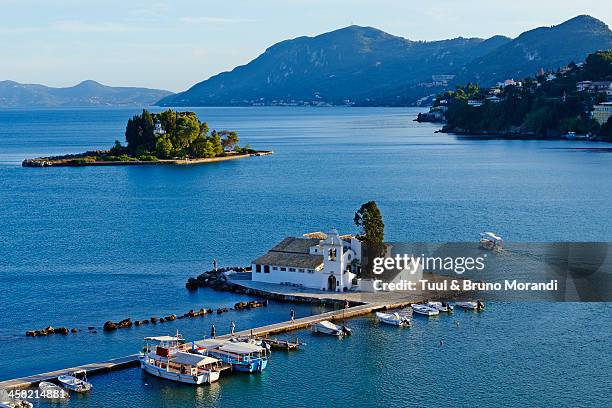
158, 15, 612, 107
0, 80, 172, 108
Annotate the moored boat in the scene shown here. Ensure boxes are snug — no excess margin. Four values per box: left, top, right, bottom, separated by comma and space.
456, 300, 485, 311
39, 381, 70, 399
411, 304, 439, 316
0, 401, 33, 408
58, 370, 92, 393
139, 334, 222, 384
427, 301, 453, 313
195, 339, 268, 373
376, 312, 411, 327
312, 320, 347, 336
480, 232, 503, 250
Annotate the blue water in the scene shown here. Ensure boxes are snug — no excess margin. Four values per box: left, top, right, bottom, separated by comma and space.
1, 107, 611, 406
32, 302, 612, 408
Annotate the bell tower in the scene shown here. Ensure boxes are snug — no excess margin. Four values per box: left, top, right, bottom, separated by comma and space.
322, 228, 344, 291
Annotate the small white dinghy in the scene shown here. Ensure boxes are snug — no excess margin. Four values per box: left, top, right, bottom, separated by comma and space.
312, 320, 350, 336
0, 401, 33, 408
376, 312, 411, 327
427, 301, 453, 313
39, 381, 70, 399
411, 304, 439, 316
58, 370, 92, 393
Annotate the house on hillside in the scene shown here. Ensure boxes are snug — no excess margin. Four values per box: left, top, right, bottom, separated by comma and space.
592, 102, 612, 125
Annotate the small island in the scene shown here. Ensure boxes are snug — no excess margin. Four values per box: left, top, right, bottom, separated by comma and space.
23, 109, 272, 167
417, 50, 612, 141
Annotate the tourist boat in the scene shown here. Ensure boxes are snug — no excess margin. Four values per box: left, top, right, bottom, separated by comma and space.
411, 304, 440, 316
479, 232, 503, 250
376, 312, 411, 327
312, 320, 350, 336
58, 370, 92, 392
139, 335, 222, 384
427, 301, 453, 313
194, 339, 268, 373
39, 381, 70, 399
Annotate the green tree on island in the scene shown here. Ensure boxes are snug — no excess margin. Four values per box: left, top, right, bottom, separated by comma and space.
354, 201, 385, 244
122, 109, 244, 160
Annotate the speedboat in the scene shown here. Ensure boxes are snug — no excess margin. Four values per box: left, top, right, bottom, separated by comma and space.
480, 232, 503, 250
195, 339, 268, 373
411, 304, 439, 316
140, 334, 222, 384
312, 320, 349, 336
456, 300, 485, 310
39, 381, 70, 399
427, 301, 453, 313
58, 370, 92, 392
376, 312, 411, 327
456, 301, 477, 310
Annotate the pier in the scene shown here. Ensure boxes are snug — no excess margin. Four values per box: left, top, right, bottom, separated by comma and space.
0, 271, 467, 390
0, 300, 417, 390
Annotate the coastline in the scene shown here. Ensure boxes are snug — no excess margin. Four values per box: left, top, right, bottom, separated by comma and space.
22, 151, 273, 167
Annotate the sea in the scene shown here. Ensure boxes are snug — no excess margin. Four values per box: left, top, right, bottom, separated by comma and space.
0, 107, 611, 407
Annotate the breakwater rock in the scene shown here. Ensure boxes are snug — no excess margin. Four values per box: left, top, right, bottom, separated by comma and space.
234, 300, 268, 310
186, 267, 249, 292
26, 326, 77, 337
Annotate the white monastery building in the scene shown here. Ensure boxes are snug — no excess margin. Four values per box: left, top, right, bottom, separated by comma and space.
251, 229, 361, 291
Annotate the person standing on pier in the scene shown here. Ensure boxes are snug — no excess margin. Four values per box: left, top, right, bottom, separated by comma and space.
211, 324, 216, 339
290, 309, 295, 322
230, 321, 236, 336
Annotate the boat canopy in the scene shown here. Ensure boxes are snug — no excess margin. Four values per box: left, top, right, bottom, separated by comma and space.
195, 339, 230, 349
172, 352, 218, 367
218, 342, 266, 355
144, 335, 182, 342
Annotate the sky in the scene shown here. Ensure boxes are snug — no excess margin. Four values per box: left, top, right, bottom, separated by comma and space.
1, 0, 610, 92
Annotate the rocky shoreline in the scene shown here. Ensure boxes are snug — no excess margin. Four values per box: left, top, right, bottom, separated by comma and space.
185, 267, 251, 292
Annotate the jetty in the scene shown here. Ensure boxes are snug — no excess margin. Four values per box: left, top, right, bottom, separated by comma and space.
0, 270, 470, 390
0, 300, 416, 390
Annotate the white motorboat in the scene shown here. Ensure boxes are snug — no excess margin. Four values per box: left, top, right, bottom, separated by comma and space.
411, 304, 439, 316
427, 301, 453, 313
58, 370, 92, 393
456, 300, 485, 310
139, 334, 222, 384
480, 232, 503, 250
376, 312, 411, 327
39, 381, 70, 399
0, 401, 33, 408
312, 320, 350, 336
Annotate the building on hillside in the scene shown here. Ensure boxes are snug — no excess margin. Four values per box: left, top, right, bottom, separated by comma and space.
577, 81, 612, 93
498, 79, 522, 88
467, 99, 484, 107
592, 102, 612, 125
251, 229, 361, 292
154, 121, 165, 135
